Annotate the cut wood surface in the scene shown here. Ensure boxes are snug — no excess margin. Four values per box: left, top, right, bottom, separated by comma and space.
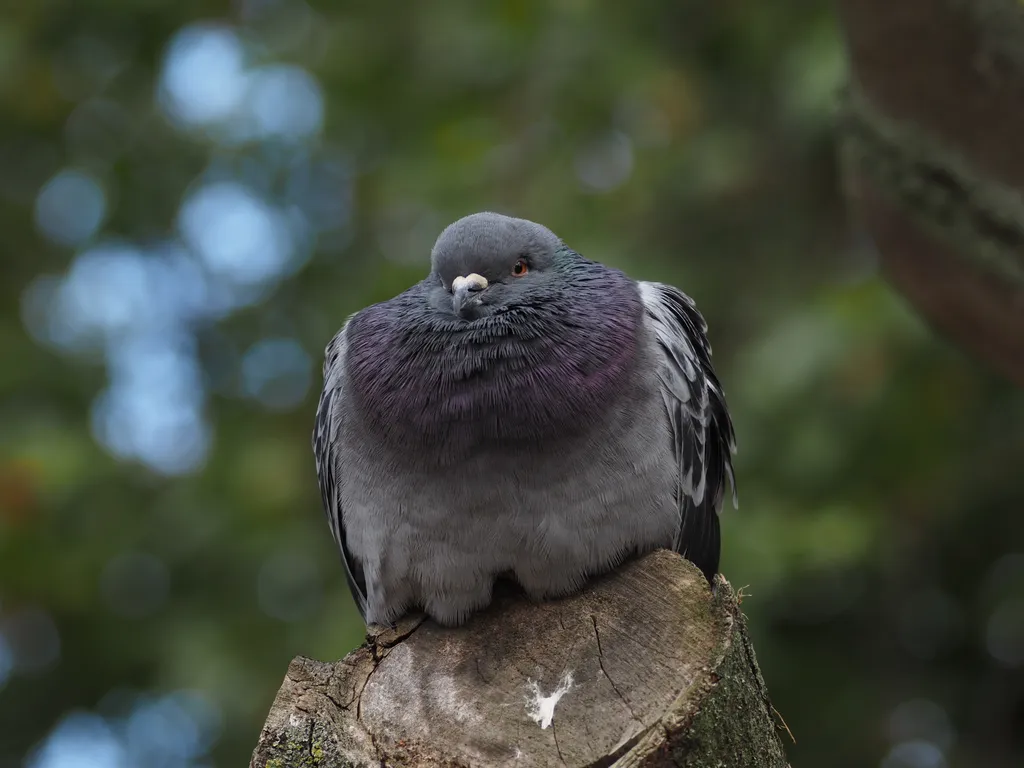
250, 550, 789, 767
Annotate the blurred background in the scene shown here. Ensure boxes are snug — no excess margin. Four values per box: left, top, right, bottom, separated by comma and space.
1, 1, 1022, 766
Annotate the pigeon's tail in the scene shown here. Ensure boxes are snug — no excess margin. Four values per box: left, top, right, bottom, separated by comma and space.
675, 413, 728, 584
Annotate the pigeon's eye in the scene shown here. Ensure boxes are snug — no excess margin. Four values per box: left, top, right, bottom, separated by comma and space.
511, 259, 529, 277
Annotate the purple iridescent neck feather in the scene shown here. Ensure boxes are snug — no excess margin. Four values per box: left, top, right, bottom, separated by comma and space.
345, 251, 644, 456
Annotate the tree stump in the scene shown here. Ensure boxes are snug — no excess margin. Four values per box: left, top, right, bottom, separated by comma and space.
249, 550, 789, 767
837, 0, 1024, 387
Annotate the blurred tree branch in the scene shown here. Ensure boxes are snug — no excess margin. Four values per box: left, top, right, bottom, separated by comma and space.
249, 552, 789, 767
837, 0, 1024, 387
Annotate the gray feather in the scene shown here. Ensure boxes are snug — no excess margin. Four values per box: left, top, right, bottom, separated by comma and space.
312, 324, 368, 620
639, 281, 737, 581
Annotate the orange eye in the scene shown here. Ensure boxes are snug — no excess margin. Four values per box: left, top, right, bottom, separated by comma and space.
511, 259, 528, 277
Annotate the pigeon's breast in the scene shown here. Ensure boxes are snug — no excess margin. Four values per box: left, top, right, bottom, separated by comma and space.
338, 336, 679, 626
345, 278, 647, 457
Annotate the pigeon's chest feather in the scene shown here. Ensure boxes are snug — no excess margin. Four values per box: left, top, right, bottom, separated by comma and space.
345, 281, 646, 449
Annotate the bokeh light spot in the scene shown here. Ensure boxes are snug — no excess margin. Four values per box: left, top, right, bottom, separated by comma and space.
179, 182, 295, 286
27, 712, 125, 768
90, 332, 211, 476
889, 699, 955, 752
26, 690, 220, 768
241, 338, 312, 411
880, 740, 946, 768
158, 25, 247, 128
21, 275, 71, 350
125, 693, 218, 762
285, 148, 353, 241
3, 607, 60, 675
986, 598, 1024, 667
57, 244, 151, 343
574, 131, 634, 193
246, 65, 324, 141
0, 632, 13, 690
34, 169, 106, 247
167, 690, 223, 757
23, 243, 221, 354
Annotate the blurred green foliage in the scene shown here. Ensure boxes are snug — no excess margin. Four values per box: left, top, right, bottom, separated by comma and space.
1, 1, 1023, 766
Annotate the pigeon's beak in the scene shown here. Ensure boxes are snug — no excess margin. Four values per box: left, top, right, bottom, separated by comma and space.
452, 273, 488, 319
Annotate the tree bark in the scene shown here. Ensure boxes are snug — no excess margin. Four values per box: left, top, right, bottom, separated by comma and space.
249, 550, 789, 767
836, 0, 1024, 387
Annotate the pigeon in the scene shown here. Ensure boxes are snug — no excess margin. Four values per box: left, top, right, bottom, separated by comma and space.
313, 212, 736, 627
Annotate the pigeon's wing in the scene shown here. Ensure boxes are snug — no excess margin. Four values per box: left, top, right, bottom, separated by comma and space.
639, 281, 737, 584
312, 325, 368, 620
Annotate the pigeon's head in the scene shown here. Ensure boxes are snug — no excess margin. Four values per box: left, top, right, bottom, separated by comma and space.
430, 212, 563, 320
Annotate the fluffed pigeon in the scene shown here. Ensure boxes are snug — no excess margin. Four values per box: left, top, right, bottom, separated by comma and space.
313, 212, 736, 627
